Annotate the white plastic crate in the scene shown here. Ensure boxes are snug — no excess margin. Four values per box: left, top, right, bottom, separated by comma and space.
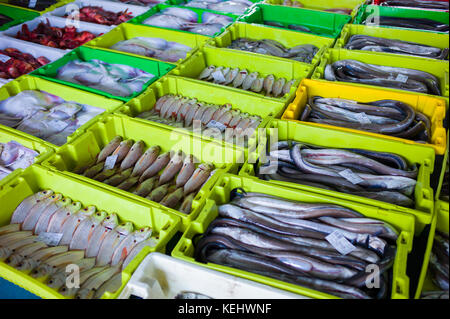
118, 253, 307, 299
49, 0, 151, 27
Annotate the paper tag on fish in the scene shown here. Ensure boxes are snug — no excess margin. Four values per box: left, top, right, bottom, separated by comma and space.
28, 0, 37, 8
47, 119, 69, 132
325, 231, 356, 255
354, 112, 372, 124
0, 54, 11, 63
104, 154, 118, 170
396, 74, 409, 83
206, 120, 227, 132
36, 232, 63, 246
338, 169, 364, 185
211, 70, 226, 83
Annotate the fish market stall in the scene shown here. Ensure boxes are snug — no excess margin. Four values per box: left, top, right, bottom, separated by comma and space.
0, 0, 448, 302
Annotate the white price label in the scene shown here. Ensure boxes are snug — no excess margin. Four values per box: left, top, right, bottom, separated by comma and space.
0, 54, 11, 63
325, 231, 356, 255
206, 120, 227, 132
396, 74, 409, 83
338, 169, 364, 185
36, 232, 63, 246
211, 70, 226, 83
104, 154, 118, 170
354, 112, 372, 124
29, 0, 37, 8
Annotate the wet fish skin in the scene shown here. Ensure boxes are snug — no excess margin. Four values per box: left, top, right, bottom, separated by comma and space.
0, 235, 37, 261
5, 241, 48, 268
198, 65, 216, 80
16, 246, 69, 272
158, 150, 184, 185
46, 201, 82, 234
96, 222, 134, 266
183, 163, 214, 195
242, 71, 258, 90
120, 141, 145, 171
139, 152, 171, 183
104, 168, 133, 187
59, 206, 97, 246
20, 193, 62, 231
94, 272, 123, 299
92, 167, 118, 182
147, 183, 171, 203
0, 224, 20, 236
251, 77, 264, 93
58, 266, 108, 297
272, 78, 286, 97
232, 69, 248, 88
131, 146, 161, 177
160, 187, 184, 209
34, 197, 72, 235
110, 227, 152, 266
83, 162, 105, 178
0, 231, 34, 247
85, 213, 119, 259
31, 250, 85, 278
97, 136, 123, 164
263, 74, 275, 96
46, 257, 96, 289
117, 175, 140, 191
133, 176, 158, 198
69, 211, 108, 251
75, 264, 122, 299
112, 139, 134, 164
10, 190, 54, 225
122, 238, 158, 270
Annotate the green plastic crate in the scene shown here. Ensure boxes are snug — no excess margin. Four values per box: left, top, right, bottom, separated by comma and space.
335, 24, 450, 61
0, 75, 123, 148
85, 23, 211, 65
168, 0, 262, 15
41, 114, 245, 232
0, 164, 181, 299
172, 173, 415, 299
239, 4, 351, 38
128, 3, 238, 38
173, 46, 313, 105
0, 4, 39, 31
312, 48, 450, 98
31, 46, 175, 102
0, 128, 53, 188
117, 75, 285, 153
0, 0, 72, 14
264, 0, 366, 16
212, 22, 334, 67
414, 199, 449, 298
239, 119, 435, 234
354, 4, 450, 34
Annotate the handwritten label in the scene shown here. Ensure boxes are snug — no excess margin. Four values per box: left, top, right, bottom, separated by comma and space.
28, 0, 37, 8
104, 154, 118, 170
325, 231, 356, 255
354, 112, 372, 124
339, 169, 364, 185
206, 120, 227, 132
396, 74, 409, 83
0, 54, 11, 63
36, 232, 63, 246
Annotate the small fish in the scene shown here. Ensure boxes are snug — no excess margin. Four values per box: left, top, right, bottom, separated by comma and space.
251, 77, 264, 93
85, 213, 119, 258
59, 266, 108, 297
0, 224, 20, 236
46, 258, 96, 289
117, 176, 140, 191
0, 235, 37, 261
198, 65, 216, 80
97, 136, 123, 164
46, 201, 82, 233
207, 66, 223, 81
160, 188, 184, 209
59, 206, 96, 246
184, 163, 214, 195
131, 145, 161, 176
263, 75, 275, 96
176, 155, 196, 188
133, 176, 159, 198
158, 150, 184, 185
120, 141, 145, 171
139, 152, 171, 183
242, 71, 258, 90
104, 168, 133, 187
83, 162, 105, 178
282, 79, 295, 96
110, 227, 152, 266
96, 222, 134, 266
232, 69, 248, 88
69, 211, 108, 251
179, 193, 196, 215
93, 167, 118, 182
224, 67, 240, 85
94, 272, 123, 299
6, 241, 47, 268
112, 139, 134, 164
75, 264, 122, 299
0, 231, 33, 247
10, 190, 54, 225
31, 250, 85, 278
272, 78, 286, 97
16, 246, 68, 272
122, 238, 158, 270
34, 197, 72, 235
147, 184, 171, 203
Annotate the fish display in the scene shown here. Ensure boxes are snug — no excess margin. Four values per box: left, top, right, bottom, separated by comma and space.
8, 0, 57, 11
197, 65, 295, 98
72, 136, 216, 214
110, 37, 193, 63
0, 90, 105, 146
0, 14, 12, 27
299, 97, 432, 143
0, 48, 50, 80
377, 0, 449, 10
194, 189, 399, 299
363, 15, 449, 32
174, 291, 213, 299
135, 94, 262, 146
55, 59, 155, 97
15, 20, 101, 50
182, 0, 254, 15
344, 35, 449, 60
142, 7, 233, 36
264, 21, 315, 34
428, 231, 449, 293
421, 291, 449, 299
278, 0, 353, 14
0, 141, 39, 181
1, 190, 158, 299
64, 6, 133, 26
256, 141, 418, 207
228, 38, 319, 63
324, 59, 442, 95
